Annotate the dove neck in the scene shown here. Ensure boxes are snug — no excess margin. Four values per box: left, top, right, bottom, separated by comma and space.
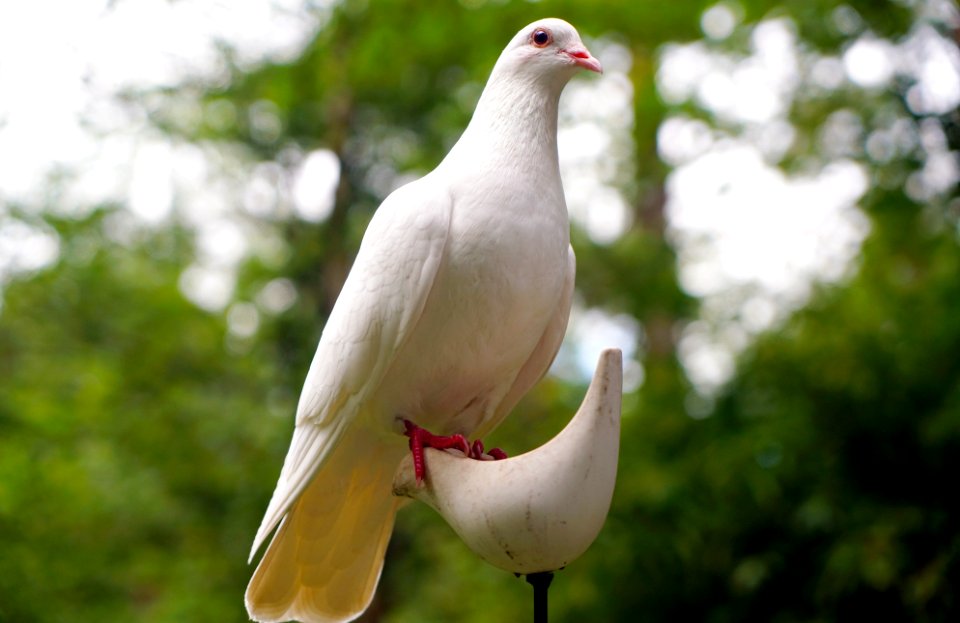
446, 76, 564, 172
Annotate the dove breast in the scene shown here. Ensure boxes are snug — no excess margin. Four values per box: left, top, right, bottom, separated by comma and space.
369, 167, 571, 439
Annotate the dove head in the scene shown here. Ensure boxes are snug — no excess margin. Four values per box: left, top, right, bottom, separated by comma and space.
440, 18, 600, 170
494, 18, 602, 86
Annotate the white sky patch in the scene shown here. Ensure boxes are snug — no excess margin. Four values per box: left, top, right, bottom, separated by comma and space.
843, 36, 896, 88
658, 117, 718, 166
552, 304, 645, 394
244, 162, 289, 219
701, 2, 741, 41
0, 0, 319, 199
196, 218, 250, 268
907, 118, 960, 202
178, 264, 235, 312
257, 278, 299, 315
667, 146, 869, 299
666, 142, 870, 394
128, 140, 176, 224
0, 218, 60, 280
809, 55, 847, 92
678, 321, 736, 395
61, 135, 138, 212
227, 301, 261, 339
292, 149, 341, 222
658, 18, 799, 126
902, 23, 960, 115
663, 126, 871, 301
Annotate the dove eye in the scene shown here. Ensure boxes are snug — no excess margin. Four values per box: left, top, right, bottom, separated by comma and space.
531, 29, 551, 47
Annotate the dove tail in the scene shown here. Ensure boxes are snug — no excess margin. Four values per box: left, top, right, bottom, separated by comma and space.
245, 437, 402, 623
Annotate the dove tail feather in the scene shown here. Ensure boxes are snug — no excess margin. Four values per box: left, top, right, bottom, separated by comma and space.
246, 435, 402, 623
249, 419, 347, 563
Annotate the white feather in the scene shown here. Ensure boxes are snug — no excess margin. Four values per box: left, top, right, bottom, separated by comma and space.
247, 17, 599, 623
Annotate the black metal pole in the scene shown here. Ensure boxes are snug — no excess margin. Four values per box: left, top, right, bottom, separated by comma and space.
526, 572, 554, 623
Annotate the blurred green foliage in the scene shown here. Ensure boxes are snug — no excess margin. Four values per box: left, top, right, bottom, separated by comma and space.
1, 1, 958, 622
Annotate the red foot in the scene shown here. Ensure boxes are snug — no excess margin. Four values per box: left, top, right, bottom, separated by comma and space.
487, 447, 508, 460
469, 440, 508, 461
403, 420, 469, 484
403, 420, 508, 484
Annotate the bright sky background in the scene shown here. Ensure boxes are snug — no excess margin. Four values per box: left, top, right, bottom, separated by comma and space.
1, 0, 958, 400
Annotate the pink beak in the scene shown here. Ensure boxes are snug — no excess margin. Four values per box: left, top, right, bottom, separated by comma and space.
564, 46, 603, 74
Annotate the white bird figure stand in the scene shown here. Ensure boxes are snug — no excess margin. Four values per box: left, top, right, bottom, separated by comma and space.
246, 18, 603, 623
394, 349, 623, 622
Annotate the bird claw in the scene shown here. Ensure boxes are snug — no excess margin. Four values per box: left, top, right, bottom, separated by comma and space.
469, 439, 508, 461
403, 420, 508, 484
487, 447, 508, 460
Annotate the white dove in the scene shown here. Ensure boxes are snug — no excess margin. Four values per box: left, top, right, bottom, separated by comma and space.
246, 17, 601, 623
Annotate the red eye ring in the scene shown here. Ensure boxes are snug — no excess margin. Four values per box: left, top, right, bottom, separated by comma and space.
531, 28, 551, 47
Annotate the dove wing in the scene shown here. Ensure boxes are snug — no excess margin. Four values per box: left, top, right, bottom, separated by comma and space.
250, 181, 452, 558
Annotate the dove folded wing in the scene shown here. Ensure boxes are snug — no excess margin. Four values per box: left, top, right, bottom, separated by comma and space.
249, 181, 453, 560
